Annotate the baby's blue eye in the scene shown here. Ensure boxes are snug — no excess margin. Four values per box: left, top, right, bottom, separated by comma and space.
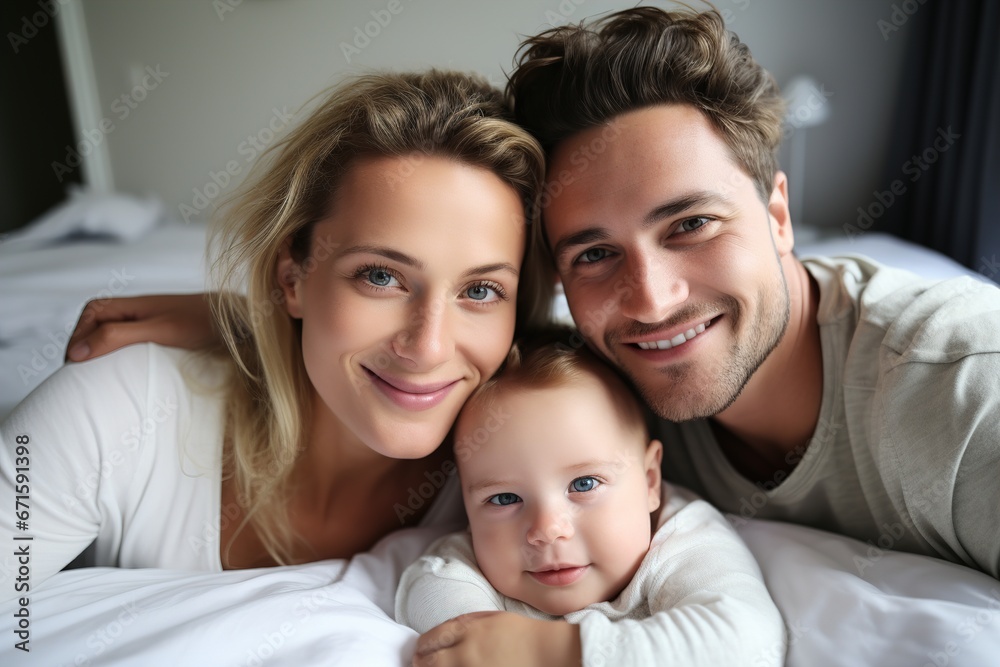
367, 268, 393, 286
487, 492, 521, 506
570, 477, 599, 493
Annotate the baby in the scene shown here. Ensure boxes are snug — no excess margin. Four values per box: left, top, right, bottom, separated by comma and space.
396, 334, 784, 665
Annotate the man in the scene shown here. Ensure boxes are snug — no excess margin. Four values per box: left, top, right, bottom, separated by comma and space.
508, 6, 1000, 579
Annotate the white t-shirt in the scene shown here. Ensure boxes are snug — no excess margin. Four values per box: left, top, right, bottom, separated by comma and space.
656, 256, 1000, 577
396, 483, 785, 667
0, 343, 464, 602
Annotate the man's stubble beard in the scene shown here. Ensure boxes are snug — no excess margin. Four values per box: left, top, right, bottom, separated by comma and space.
608, 268, 791, 423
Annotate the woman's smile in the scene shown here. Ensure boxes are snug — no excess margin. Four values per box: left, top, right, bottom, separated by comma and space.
363, 366, 463, 411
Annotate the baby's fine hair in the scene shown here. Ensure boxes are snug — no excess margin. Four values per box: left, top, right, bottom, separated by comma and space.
461, 327, 648, 437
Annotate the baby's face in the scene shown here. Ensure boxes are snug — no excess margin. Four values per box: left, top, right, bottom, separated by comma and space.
456, 374, 661, 616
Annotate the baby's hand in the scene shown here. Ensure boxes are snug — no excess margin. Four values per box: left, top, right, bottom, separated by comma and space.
412, 611, 581, 667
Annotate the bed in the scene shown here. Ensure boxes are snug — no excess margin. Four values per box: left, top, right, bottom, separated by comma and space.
1, 193, 998, 666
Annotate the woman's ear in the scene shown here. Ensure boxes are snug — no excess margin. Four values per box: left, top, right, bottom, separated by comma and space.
644, 439, 664, 512
768, 170, 794, 257
276, 241, 304, 319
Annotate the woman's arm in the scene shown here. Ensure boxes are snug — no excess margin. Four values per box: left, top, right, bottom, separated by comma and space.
0, 344, 216, 602
0, 356, 135, 601
65, 293, 218, 362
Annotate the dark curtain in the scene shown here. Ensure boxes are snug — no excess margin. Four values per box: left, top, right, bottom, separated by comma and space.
882, 0, 1000, 281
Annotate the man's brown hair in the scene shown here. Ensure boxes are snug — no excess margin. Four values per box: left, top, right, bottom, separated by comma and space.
507, 6, 786, 201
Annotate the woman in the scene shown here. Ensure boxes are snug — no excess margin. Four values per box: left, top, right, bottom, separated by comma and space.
1, 70, 552, 586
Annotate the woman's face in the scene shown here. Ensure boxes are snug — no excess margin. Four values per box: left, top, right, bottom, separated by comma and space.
280, 155, 526, 459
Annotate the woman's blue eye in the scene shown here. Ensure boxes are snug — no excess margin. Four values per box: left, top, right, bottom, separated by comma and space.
467, 285, 492, 301
570, 477, 599, 493
487, 492, 521, 506
579, 248, 608, 263
464, 282, 506, 303
367, 268, 394, 286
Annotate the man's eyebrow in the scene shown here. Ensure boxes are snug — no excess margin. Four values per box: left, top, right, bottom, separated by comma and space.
552, 228, 611, 265
643, 191, 736, 227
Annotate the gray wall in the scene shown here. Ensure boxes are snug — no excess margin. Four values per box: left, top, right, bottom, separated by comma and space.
79, 0, 912, 234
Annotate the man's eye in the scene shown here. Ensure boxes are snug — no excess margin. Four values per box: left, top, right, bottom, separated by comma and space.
678, 216, 710, 233
578, 248, 608, 264
487, 493, 521, 506
570, 477, 600, 493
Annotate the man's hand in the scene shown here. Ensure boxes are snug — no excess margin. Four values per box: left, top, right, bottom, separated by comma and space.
413, 611, 581, 667
65, 293, 218, 362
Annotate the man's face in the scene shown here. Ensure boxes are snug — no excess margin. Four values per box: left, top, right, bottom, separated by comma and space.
543, 104, 794, 422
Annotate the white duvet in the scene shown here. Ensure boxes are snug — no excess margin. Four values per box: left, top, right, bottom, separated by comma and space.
2, 519, 997, 667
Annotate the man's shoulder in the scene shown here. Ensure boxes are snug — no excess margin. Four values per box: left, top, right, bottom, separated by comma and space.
806, 255, 1000, 360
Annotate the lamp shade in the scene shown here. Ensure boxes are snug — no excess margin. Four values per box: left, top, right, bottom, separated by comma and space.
783, 75, 831, 129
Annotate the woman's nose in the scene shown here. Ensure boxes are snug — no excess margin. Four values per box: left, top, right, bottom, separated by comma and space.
392, 296, 455, 369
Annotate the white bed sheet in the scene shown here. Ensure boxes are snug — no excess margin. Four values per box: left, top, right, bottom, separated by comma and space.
1, 201, 998, 666
2, 519, 997, 666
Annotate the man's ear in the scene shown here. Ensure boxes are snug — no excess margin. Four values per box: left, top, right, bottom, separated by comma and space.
768, 170, 794, 257
644, 439, 664, 512
276, 241, 304, 319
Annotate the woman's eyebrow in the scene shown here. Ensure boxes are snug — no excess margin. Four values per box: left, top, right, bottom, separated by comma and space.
340, 245, 423, 269
341, 246, 517, 279
460, 262, 519, 279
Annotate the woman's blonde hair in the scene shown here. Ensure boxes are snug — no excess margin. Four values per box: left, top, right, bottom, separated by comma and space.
208, 70, 551, 564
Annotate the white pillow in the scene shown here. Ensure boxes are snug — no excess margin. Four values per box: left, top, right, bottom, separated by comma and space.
737, 519, 1000, 667
796, 231, 992, 283
2, 189, 163, 250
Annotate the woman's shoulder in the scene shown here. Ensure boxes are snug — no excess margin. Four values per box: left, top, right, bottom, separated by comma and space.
3, 343, 228, 449
47, 343, 228, 399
